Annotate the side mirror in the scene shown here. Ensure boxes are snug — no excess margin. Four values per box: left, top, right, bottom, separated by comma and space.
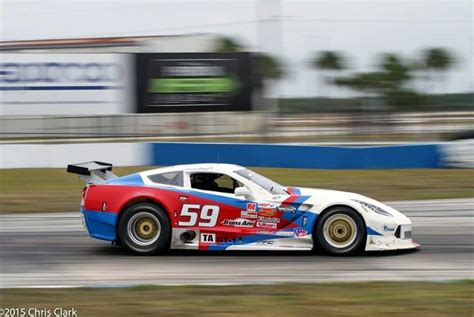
234, 187, 254, 200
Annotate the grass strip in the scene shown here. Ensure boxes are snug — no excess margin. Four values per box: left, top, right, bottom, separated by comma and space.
1, 281, 473, 317
1, 167, 473, 213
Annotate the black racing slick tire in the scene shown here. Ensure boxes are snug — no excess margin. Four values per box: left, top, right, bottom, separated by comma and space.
118, 203, 171, 255
314, 206, 366, 255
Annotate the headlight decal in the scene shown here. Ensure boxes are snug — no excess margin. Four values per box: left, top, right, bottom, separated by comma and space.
352, 199, 393, 217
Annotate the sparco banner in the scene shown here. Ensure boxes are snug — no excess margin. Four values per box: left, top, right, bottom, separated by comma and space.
135, 53, 252, 113
0, 54, 132, 115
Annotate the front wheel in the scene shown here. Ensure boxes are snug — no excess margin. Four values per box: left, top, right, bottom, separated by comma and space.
314, 206, 366, 255
118, 203, 170, 255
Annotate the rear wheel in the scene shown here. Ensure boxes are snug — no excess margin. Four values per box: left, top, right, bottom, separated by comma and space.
315, 206, 365, 255
118, 203, 170, 255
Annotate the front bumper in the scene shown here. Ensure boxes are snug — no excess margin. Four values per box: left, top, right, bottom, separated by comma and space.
81, 208, 118, 242
366, 236, 420, 251
365, 224, 419, 251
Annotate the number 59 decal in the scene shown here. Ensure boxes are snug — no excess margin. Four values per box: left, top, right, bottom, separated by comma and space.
178, 204, 220, 227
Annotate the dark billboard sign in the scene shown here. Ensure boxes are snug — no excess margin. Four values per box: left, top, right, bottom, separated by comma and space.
135, 53, 253, 113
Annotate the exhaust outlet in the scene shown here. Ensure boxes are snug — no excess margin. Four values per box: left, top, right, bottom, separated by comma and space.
180, 230, 196, 243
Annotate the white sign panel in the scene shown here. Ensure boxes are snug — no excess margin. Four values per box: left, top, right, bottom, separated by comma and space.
0, 143, 147, 168
441, 140, 474, 168
0, 53, 132, 115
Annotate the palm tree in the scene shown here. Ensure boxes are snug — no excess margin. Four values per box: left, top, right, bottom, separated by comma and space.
422, 48, 454, 94
214, 36, 284, 82
379, 53, 411, 91
214, 37, 243, 53
312, 51, 346, 96
251, 52, 284, 81
213, 36, 284, 132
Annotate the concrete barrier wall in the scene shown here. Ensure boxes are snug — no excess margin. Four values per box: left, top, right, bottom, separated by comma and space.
150, 142, 442, 169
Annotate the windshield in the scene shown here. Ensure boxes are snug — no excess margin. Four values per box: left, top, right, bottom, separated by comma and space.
235, 169, 288, 195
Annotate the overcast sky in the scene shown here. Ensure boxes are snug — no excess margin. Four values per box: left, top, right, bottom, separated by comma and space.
1, 0, 472, 97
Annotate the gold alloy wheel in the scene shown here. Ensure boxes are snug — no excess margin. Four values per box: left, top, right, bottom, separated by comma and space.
135, 217, 158, 240
322, 214, 357, 249
127, 212, 161, 246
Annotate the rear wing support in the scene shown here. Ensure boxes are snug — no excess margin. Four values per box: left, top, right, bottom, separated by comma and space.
67, 161, 117, 184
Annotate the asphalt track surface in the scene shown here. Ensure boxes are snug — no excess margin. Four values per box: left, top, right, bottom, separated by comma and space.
1, 198, 473, 288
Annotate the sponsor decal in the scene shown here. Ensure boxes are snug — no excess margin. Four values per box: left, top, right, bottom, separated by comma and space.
257, 240, 275, 245
221, 218, 255, 228
259, 208, 276, 217
256, 230, 274, 235
217, 237, 240, 244
246, 203, 257, 212
275, 231, 294, 237
383, 225, 396, 232
293, 227, 307, 237
256, 222, 277, 229
241, 210, 258, 219
200, 233, 216, 243
134, 191, 155, 197
257, 216, 280, 223
278, 206, 296, 213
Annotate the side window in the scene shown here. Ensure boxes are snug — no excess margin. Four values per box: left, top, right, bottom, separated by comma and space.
148, 171, 183, 187
190, 173, 243, 194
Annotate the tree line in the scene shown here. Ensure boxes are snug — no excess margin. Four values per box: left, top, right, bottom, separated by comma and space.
214, 36, 456, 110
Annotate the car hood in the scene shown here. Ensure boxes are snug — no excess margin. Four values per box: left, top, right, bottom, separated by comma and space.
287, 187, 411, 223
290, 186, 364, 201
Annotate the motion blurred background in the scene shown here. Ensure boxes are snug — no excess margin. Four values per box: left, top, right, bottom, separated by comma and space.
0, 1, 473, 316
1, 0, 473, 149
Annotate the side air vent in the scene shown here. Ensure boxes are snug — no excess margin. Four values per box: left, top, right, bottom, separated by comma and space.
394, 226, 401, 238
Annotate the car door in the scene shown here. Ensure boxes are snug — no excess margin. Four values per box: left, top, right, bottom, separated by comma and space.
177, 171, 255, 246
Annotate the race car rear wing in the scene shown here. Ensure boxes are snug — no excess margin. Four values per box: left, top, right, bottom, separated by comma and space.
67, 161, 117, 184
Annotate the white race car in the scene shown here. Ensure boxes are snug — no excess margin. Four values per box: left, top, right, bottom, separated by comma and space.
69, 162, 419, 255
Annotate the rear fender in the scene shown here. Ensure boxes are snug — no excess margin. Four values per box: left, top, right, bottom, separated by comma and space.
118, 195, 171, 219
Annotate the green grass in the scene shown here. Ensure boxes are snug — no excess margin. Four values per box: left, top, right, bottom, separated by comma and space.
1, 281, 473, 316
0, 167, 473, 213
